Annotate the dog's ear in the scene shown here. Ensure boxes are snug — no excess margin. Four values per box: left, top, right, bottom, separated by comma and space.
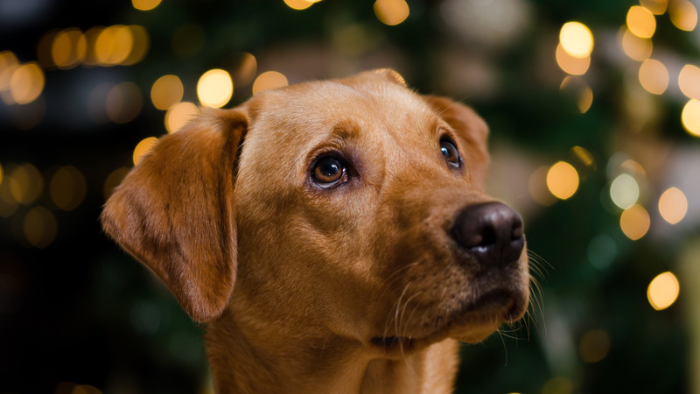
423, 96, 490, 189
101, 108, 246, 323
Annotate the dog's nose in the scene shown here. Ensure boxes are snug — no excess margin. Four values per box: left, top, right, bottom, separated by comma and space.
451, 202, 525, 268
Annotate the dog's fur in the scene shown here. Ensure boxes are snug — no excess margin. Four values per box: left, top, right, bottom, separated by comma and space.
101, 69, 529, 394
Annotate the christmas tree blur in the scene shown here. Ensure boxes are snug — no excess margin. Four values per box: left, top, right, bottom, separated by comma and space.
1, 0, 699, 393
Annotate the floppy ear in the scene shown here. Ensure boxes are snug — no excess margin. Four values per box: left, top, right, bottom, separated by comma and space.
423, 96, 490, 189
101, 108, 246, 323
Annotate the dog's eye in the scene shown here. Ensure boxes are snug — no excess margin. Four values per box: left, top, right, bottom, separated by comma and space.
312, 157, 347, 188
440, 139, 462, 168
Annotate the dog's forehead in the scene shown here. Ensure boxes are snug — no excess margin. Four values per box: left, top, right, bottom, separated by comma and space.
247, 78, 440, 147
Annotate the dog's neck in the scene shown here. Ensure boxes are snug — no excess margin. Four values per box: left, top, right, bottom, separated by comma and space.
205, 307, 458, 394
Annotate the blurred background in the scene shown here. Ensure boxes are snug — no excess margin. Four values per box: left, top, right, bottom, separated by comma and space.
1, 0, 699, 393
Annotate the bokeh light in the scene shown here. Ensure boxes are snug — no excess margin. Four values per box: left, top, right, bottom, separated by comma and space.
122, 25, 149, 66
9, 163, 43, 206
640, 0, 668, 14
10, 62, 45, 105
620, 27, 653, 61
681, 99, 700, 137
151, 75, 184, 110
620, 204, 650, 240
546, 161, 579, 200
572, 146, 595, 169
679, 65, 700, 99
106, 82, 143, 124
638, 59, 669, 95
0, 51, 20, 97
283, 0, 318, 10
529, 166, 558, 206
555, 44, 590, 75
233, 52, 257, 86
374, 0, 410, 26
165, 101, 199, 133
252, 71, 289, 94
133, 0, 161, 11
49, 166, 87, 212
610, 173, 640, 209
658, 187, 688, 224
23, 206, 58, 249
51, 28, 87, 70
197, 69, 233, 108
559, 21, 594, 58
133, 137, 159, 166
647, 271, 680, 311
95, 25, 133, 66
627, 6, 656, 38
669, 0, 698, 31
542, 377, 574, 394
103, 167, 130, 200
579, 329, 611, 363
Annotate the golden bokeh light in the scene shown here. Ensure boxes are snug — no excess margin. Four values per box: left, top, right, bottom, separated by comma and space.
197, 69, 233, 108
620, 159, 646, 176
529, 166, 558, 206
620, 204, 650, 240
283, 0, 316, 10
681, 99, 700, 137
133, 0, 161, 11
122, 25, 149, 66
234, 52, 258, 86
579, 329, 611, 363
546, 161, 579, 200
572, 146, 595, 168
0, 163, 3, 185
620, 27, 653, 61
638, 58, 668, 95
627, 6, 657, 38
640, 0, 668, 14
252, 71, 289, 94
0, 51, 20, 94
659, 187, 688, 224
679, 64, 700, 99
555, 44, 590, 75
559, 21, 594, 58
133, 137, 159, 166
578, 85, 593, 113
669, 0, 698, 31
647, 271, 680, 310
95, 25, 134, 66
151, 75, 184, 110
50, 166, 87, 212
9, 163, 43, 205
10, 62, 45, 105
106, 82, 143, 124
103, 167, 130, 200
0, 170, 18, 218
374, 0, 410, 26
51, 28, 87, 70
165, 101, 199, 133
24, 206, 58, 249
610, 173, 640, 209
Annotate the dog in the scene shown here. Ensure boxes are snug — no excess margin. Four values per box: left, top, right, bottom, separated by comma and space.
101, 69, 529, 394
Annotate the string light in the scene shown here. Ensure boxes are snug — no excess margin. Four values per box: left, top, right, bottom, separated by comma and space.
620, 204, 650, 240
627, 6, 656, 38
165, 101, 199, 133
647, 271, 680, 310
638, 59, 669, 95
640, 0, 668, 15
51, 28, 87, 70
9, 163, 43, 206
555, 44, 590, 75
49, 166, 87, 211
106, 82, 143, 124
23, 206, 58, 249
9, 62, 45, 105
579, 329, 611, 363
283, 0, 318, 10
620, 27, 653, 61
610, 173, 640, 209
678, 64, 700, 99
669, 0, 698, 31
151, 75, 184, 110
133, 0, 161, 11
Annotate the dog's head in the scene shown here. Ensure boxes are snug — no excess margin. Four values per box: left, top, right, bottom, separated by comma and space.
102, 69, 529, 356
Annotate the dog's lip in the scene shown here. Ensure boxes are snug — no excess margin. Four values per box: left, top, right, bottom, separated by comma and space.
370, 289, 521, 351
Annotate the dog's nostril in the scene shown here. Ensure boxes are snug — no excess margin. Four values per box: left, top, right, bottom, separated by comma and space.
451, 202, 524, 268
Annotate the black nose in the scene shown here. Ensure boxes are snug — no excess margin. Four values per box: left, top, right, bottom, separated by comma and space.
451, 202, 525, 268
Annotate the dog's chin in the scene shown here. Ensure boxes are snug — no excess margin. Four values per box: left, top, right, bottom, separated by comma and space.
369, 289, 527, 356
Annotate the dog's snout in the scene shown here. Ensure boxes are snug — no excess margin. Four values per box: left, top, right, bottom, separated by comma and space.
451, 202, 524, 268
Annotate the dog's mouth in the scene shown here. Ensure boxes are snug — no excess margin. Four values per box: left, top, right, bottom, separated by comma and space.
370, 289, 522, 353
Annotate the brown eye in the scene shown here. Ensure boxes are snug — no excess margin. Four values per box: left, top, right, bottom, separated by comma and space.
312, 157, 347, 188
440, 139, 462, 168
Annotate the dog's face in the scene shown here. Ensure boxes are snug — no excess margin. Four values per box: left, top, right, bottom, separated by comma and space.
101, 69, 529, 358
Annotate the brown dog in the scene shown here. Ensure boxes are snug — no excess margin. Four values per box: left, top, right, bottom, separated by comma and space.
101, 69, 529, 394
